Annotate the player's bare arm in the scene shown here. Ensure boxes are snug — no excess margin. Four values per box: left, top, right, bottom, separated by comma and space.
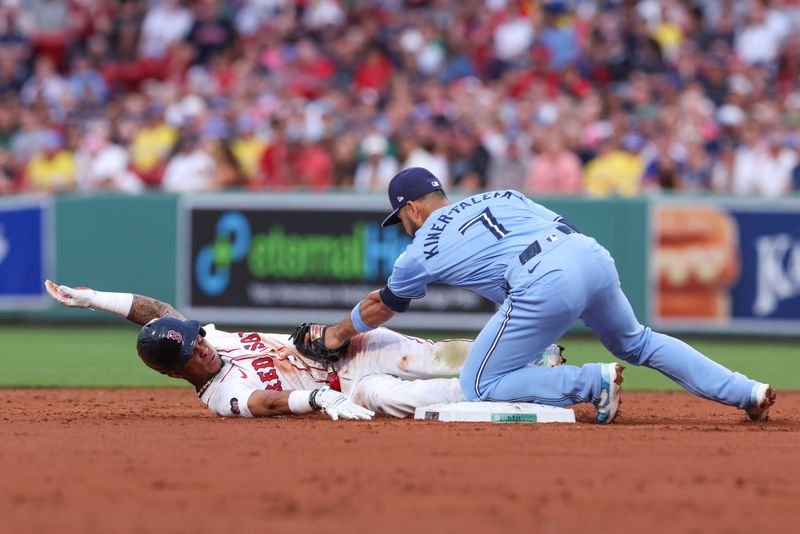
247, 390, 292, 417
45, 279, 186, 325
127, 295, 186, 325
326, 290, 395, 347
249, 388, 373, 420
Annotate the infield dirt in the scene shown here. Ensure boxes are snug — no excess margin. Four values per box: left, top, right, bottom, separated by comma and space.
2, 389, 797, 533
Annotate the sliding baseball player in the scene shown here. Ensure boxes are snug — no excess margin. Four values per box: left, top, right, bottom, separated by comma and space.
45, 280, 566, 420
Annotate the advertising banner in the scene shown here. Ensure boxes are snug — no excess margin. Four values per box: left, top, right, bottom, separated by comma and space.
0, 197, 51, 310
180, 195, 495, 328
651, 199, 800, 334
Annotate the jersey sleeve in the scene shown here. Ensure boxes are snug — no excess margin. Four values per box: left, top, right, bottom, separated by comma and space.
205, 380, 257, 418
387, 251, 431, 299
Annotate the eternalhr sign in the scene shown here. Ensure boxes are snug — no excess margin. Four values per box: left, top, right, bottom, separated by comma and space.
179, 194, 495, 329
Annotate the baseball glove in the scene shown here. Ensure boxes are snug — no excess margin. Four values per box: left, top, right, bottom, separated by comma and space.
290, 323, 349, 364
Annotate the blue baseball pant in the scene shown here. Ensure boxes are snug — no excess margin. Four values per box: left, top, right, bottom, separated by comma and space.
460, 234, 757, 409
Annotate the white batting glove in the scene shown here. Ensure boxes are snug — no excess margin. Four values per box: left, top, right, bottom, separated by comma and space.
44, 280, 133, 317
45, 279, 98, 309
311, 386, 374, 421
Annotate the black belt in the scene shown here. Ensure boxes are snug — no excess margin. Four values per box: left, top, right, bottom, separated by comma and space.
518, 225, 575, 265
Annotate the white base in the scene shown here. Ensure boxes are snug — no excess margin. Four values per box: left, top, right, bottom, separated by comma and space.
414, 401, 576, 423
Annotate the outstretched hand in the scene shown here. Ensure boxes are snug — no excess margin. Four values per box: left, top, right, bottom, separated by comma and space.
44, 280, 98, 310
312, 386, 374, 421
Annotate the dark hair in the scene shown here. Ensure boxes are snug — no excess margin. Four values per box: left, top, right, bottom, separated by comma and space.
420, 190, 448, 203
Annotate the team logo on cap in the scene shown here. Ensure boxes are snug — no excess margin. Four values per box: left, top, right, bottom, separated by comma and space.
167, 330, 183, 343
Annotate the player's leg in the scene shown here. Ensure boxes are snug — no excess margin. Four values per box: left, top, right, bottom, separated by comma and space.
459, 269, 605, 406
580, 242, 758, 409
349, 373, 464, 418
342, 327, 471, 380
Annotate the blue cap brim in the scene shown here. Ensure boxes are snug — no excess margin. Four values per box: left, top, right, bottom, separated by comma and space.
381, 208, 402, 227
177, 321, 203, 369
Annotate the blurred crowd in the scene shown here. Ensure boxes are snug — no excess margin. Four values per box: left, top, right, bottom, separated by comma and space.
2, 0, 800, 198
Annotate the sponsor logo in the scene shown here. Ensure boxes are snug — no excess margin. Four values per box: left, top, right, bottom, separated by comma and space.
167, 330, 183, 343
491, 413, 538, 423
230, 397, 240, 415
195, 211, 252, 297
397, 196, 404, 203
546, 233, 558, 243
753, 234, 800, 316
194, 211, 409, 296
431, 181, 439, 187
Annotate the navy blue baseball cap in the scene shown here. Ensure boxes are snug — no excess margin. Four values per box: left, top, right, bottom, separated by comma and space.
136, 317, 205, 373
382, 167, 444, 227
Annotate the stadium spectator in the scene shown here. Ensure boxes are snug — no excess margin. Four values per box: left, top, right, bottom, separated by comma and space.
0, 147, 14, 194
74, 120, 143, 194
68, 55, 108, 106
0, 0, 799, 198
398, 128, 450, 189
23, 129, 76, 194
583, 134, 646, 197
230, 115, 266, 182
186, 0, 235, 66
255, 116, 294, 190
352, 133, 398, 192
128, 104, 177, 187
138, 0, 194, 59
449, 124, 490, 191
201, 130, 244, 190
293, 134, 334, 190
161, 131, 216, 192
524, 132, 582, 195
487, 134, 529, 191
20, 55, 68, 110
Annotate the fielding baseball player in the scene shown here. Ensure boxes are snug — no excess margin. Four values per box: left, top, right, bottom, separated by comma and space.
44, 279, 566, 420
293, 167, 777, 423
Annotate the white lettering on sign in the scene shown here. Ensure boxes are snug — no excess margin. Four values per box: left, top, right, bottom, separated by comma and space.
753, 234, 800, 316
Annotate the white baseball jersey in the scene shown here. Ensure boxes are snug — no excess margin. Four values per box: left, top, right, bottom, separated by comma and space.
197, 325, 470, 418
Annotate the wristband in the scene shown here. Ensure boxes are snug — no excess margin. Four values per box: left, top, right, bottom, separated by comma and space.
93, 291, 134, 318
288, 390, 315, 414
350, 301, 375, 333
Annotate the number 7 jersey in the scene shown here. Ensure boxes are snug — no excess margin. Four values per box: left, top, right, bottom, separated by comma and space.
388, 190, 567, 304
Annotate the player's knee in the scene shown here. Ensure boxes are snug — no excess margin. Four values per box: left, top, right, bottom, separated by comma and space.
459, 372, 488, 401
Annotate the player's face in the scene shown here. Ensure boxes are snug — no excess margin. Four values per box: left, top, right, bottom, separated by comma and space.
398, 203, 422, 237
183, 335, 223, 376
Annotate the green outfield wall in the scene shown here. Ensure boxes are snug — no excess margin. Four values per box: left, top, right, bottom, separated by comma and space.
4, 192, 797, 335
0, 193, 648, 329
6, 192, 800, 336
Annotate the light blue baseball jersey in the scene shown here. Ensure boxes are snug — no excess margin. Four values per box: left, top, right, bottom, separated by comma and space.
380, 188, 761, 414
387, 189, 566, 304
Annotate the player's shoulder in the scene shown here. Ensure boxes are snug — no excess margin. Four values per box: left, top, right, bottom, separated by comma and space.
200, 363, 258, 417
452, 189, 527, 208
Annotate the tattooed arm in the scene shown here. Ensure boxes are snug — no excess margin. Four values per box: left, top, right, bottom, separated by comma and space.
127, 295, 186, 325
45, 280, 186, 325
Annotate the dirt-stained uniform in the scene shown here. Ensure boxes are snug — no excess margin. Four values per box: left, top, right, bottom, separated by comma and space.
199, 325, 470, 418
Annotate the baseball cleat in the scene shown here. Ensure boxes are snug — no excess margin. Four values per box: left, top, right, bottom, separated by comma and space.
745, 383, 776, 422
595, 363, 624, 424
